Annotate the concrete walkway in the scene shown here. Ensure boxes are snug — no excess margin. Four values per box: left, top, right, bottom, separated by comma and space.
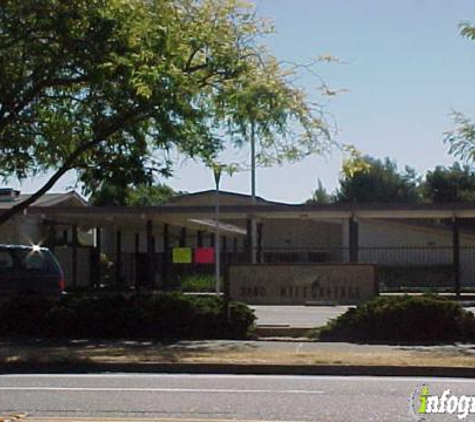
251, 305, 349, 327
252, 304, 475, 328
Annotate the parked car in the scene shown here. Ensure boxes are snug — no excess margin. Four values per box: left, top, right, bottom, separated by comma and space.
0, 245, 65, 298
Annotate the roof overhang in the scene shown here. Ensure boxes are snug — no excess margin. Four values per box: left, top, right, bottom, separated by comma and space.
25, 202, 475, 224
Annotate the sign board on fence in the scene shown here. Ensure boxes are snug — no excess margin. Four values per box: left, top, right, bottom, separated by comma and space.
172, 247, 192, 264
228, 264, 377, 305
195, 247, 215, 264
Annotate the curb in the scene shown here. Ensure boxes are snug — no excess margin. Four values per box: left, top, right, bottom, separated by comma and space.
2, 361, 475, 378
255, 326, 311, 338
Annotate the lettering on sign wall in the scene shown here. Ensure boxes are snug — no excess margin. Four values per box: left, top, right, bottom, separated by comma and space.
229, 265, 376, 305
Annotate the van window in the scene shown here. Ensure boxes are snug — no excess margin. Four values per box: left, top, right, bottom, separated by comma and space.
24, 252, 45, 270
0, 251, 13, 269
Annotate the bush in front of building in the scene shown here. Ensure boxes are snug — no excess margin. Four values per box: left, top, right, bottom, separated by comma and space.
319, 295, 475, 343
0, 294, 52, 336
180, 275, 215, 292
46, 292, 141, 338
0, 292, 256, 340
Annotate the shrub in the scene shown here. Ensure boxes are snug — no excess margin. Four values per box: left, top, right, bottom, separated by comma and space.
46, 293, 141, 338
0, 292, 255, 340
0, 294, 53, 336
180, 275, 215, 292
319, 295, 475, 343
141, 293, 255, 339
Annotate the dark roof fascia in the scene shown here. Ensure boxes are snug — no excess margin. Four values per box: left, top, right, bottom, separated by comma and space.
297, 202, 475, 212
25, 202, 475, 216
27, 203, 293, 215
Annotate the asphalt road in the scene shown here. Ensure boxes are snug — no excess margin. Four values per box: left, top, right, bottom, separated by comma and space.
1, 373, 474, 421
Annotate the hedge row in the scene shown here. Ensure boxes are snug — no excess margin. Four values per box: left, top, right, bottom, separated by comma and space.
319, 295, 475, 343
0, 292, 255, 340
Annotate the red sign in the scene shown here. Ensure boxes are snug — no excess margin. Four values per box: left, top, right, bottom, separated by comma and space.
194, 247, 215, 264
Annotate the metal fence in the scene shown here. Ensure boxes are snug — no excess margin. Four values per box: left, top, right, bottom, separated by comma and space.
104, 245, 475, 291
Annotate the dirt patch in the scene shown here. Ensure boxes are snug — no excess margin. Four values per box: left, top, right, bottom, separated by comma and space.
1, 339, 475, 368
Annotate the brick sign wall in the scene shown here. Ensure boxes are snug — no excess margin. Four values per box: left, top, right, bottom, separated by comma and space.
228, 264, 377, 305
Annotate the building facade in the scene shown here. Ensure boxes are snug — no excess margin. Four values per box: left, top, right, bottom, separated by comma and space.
2, 188, 475, 292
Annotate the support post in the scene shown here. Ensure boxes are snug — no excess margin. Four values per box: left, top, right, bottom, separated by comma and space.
161, 223, 169, 290
197, 231, 203, 247
214, 168, 221, 295
72, 224, 78, 288
246, 218, 252, 263
222, 235, 227, 270
94, 227, 102, 287
250, 119, 257, 264
146, 220, 155, 289
180, 227, 186, 247
349, 216, 359, 263
46, 223, 56, 252
232, 237, 238, 264
453, 218, 461, 298
115, 229, 122, 289
257, 222, 263, 263
134, 233, 140, 290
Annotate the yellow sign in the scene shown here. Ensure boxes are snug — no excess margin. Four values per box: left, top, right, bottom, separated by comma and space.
172, 247, 192, 264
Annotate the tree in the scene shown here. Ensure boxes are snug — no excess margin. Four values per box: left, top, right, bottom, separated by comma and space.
214, 56, 334, 169
0, 0, 333, 227
422, 162, 475, 202
90, 182, 177, 206
127, 184, 177, 206
444, 24, 475, 169
335, 155, 421, 203
308, 179, 334, 204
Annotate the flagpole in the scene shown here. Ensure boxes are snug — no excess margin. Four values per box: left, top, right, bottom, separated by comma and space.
214, 165, 222, 295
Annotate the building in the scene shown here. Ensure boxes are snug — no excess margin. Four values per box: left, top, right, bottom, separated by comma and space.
0, 188, 88, 245
1, 187, 475, 293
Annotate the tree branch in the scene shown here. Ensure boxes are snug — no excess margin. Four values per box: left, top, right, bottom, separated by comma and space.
0, 74, 88, 133
0, 105, 150, 228
0, 138, 100, 227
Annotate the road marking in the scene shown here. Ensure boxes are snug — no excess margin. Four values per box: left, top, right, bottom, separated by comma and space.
0, 387, 324, 394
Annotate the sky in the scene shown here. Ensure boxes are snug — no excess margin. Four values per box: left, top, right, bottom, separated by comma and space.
9, 0, 475, 203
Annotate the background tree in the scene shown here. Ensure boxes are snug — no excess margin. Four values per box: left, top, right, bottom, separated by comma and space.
90, 182, 177, 206
335, 155, 421, 203
214, 56, 334, 169
307, 179, 334, 204
422, 162, 475, 203
126, 184, 178, 206
444, 24, 475, 172
0, 0, 334, 227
